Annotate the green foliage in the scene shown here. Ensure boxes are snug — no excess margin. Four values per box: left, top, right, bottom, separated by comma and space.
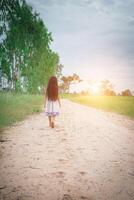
15, 80, 22, 93
0, 0, 60, 93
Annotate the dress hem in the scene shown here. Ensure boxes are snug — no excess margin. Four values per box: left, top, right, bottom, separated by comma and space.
45, 112, 59, 116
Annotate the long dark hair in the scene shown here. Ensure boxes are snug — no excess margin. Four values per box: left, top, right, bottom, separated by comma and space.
46, 76, 58, 101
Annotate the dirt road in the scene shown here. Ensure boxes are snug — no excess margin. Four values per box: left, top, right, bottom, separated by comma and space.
0, 99, 134, 200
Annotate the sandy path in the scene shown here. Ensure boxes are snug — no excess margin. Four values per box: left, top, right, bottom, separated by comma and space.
0, 99, 134, 200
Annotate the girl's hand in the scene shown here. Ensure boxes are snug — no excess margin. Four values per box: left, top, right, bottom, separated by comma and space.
58, 97, 61, 107
58, 99, 61, 107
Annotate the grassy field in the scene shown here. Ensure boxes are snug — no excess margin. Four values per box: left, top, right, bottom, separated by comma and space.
61, 93, 134, 118
0, 92, 134, 129
0, 92, 44, 129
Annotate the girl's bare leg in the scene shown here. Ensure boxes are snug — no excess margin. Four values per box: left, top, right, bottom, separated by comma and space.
51, 116, 55, 128
48, 116, 51, 127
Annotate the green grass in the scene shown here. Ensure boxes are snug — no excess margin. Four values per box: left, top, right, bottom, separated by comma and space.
0, 92, 134, 129
0, 92, 44, 129
61, 93, 134, 118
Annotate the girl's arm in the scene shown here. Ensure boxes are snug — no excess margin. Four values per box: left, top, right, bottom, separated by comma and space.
58, 97, 61, 107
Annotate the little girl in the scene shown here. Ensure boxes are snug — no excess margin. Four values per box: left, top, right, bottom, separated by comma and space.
44, 76, 61, 128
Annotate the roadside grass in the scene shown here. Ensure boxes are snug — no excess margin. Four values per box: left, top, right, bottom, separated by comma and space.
0, 92, 44, 129
61, 93, 134, 118
0, 92, 133, 129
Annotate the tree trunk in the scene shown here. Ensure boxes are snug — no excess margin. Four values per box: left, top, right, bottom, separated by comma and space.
13, 52, 16, 90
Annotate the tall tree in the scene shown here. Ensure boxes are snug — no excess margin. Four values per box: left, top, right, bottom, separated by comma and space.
121, 89, 132, 96
60, 73, 81, 93
0, 0, 61, 93
99, 80, 116, 96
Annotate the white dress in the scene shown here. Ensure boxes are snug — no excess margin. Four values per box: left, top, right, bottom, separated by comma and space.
45, 99, 60, 116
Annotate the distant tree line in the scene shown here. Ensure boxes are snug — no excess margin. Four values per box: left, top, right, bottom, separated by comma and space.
120, 89, 132, 96
59, 76, 133, 96
0, 0, 62, 93
99, 80, 133, 96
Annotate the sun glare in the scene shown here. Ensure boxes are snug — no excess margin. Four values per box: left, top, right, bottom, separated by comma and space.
90, 83, 100, 95
70, 80, 100, 95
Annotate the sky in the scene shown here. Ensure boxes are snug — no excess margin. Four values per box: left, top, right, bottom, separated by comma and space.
27, 0, 134, 92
